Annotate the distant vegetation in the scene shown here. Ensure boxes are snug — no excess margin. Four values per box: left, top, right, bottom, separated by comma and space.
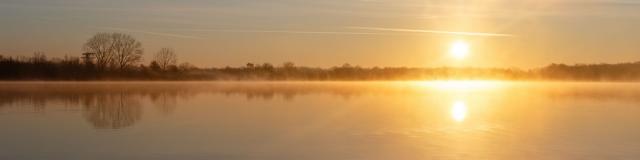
2, 32, 640, 81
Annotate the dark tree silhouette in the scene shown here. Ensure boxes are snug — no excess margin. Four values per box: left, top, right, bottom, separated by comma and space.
110, 33, 143, 70
154, 48, 177, 71
82, 33, 115, 71
149, 61, 162, 72
82, 33, 143, 71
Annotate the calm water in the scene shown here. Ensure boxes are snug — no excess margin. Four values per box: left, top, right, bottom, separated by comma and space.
1, 81, 639, 160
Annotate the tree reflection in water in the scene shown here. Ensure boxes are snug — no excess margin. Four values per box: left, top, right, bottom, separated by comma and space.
82, 93, 142, 129
149, 91, 178, 115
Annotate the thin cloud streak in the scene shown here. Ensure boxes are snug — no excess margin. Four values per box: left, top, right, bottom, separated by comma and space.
349, 27, 515, 37
169, 29, 383, 35
97, 27, 204, 39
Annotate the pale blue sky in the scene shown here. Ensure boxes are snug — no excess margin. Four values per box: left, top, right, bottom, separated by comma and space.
1, 0, 639, 68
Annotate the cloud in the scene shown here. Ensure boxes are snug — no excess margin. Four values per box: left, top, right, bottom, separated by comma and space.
97, 26, 513, 38
167, 28, 383, 35
348, 26, 514, 37
97, 27, 204, 39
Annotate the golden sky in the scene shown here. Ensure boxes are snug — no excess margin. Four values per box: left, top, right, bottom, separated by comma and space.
1, 0, 639, 68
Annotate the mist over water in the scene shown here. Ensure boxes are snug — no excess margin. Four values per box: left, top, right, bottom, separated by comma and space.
1, 82, 639, 159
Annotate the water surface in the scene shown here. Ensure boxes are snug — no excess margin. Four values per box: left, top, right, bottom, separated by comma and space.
1, 81, 639, 160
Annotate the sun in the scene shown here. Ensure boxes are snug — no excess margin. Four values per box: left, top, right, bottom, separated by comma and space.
449, 40, 470, 59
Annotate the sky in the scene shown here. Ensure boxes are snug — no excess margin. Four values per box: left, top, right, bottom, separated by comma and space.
1, 0, 639, 68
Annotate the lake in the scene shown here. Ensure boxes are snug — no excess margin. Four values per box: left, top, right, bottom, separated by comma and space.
1, 81, 639, 160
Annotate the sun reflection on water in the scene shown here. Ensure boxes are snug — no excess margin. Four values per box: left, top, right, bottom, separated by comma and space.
451, 100, 468, 122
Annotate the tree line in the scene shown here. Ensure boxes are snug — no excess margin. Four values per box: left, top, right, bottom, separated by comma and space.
2, 32, 640, 81
0, 33, 188, 80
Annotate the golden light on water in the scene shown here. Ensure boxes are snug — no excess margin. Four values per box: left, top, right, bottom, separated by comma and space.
451, 100, 468, 122
450, 40, 470, 59
416, 80, 503, 90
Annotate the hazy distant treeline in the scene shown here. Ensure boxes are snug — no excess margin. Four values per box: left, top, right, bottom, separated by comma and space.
539, 63, 640, 81
2, 32, 640, 81
4, 52, 640, 81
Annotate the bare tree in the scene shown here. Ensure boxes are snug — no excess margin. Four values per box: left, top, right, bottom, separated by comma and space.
154, 48, 177, 71
82, 33, 114, 71
178, 62, 195, 72
282, 62, 295, 69
31, 51, 47, 63
82, 33, 143, 71
110, 33, 143, 70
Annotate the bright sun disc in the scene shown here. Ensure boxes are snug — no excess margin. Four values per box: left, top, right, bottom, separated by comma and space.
450, 40, 470, 59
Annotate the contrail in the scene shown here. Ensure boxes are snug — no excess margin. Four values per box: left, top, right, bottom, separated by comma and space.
97, 27, 204, 39
348, 26, 514, 37
98, 27, 510, 37
166, 29, 383, 35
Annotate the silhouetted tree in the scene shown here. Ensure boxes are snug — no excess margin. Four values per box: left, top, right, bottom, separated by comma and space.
283, 62, 295, 69
82, 33, 115, 71
154, 48, 177, 71
246, 63, 255, 69
110, 33, 143, 71
31, 51, 47, 63
178, 62, 195, 72
149, 61, 161, 72
261, 63, 274, 71
82, 33, 143, 71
